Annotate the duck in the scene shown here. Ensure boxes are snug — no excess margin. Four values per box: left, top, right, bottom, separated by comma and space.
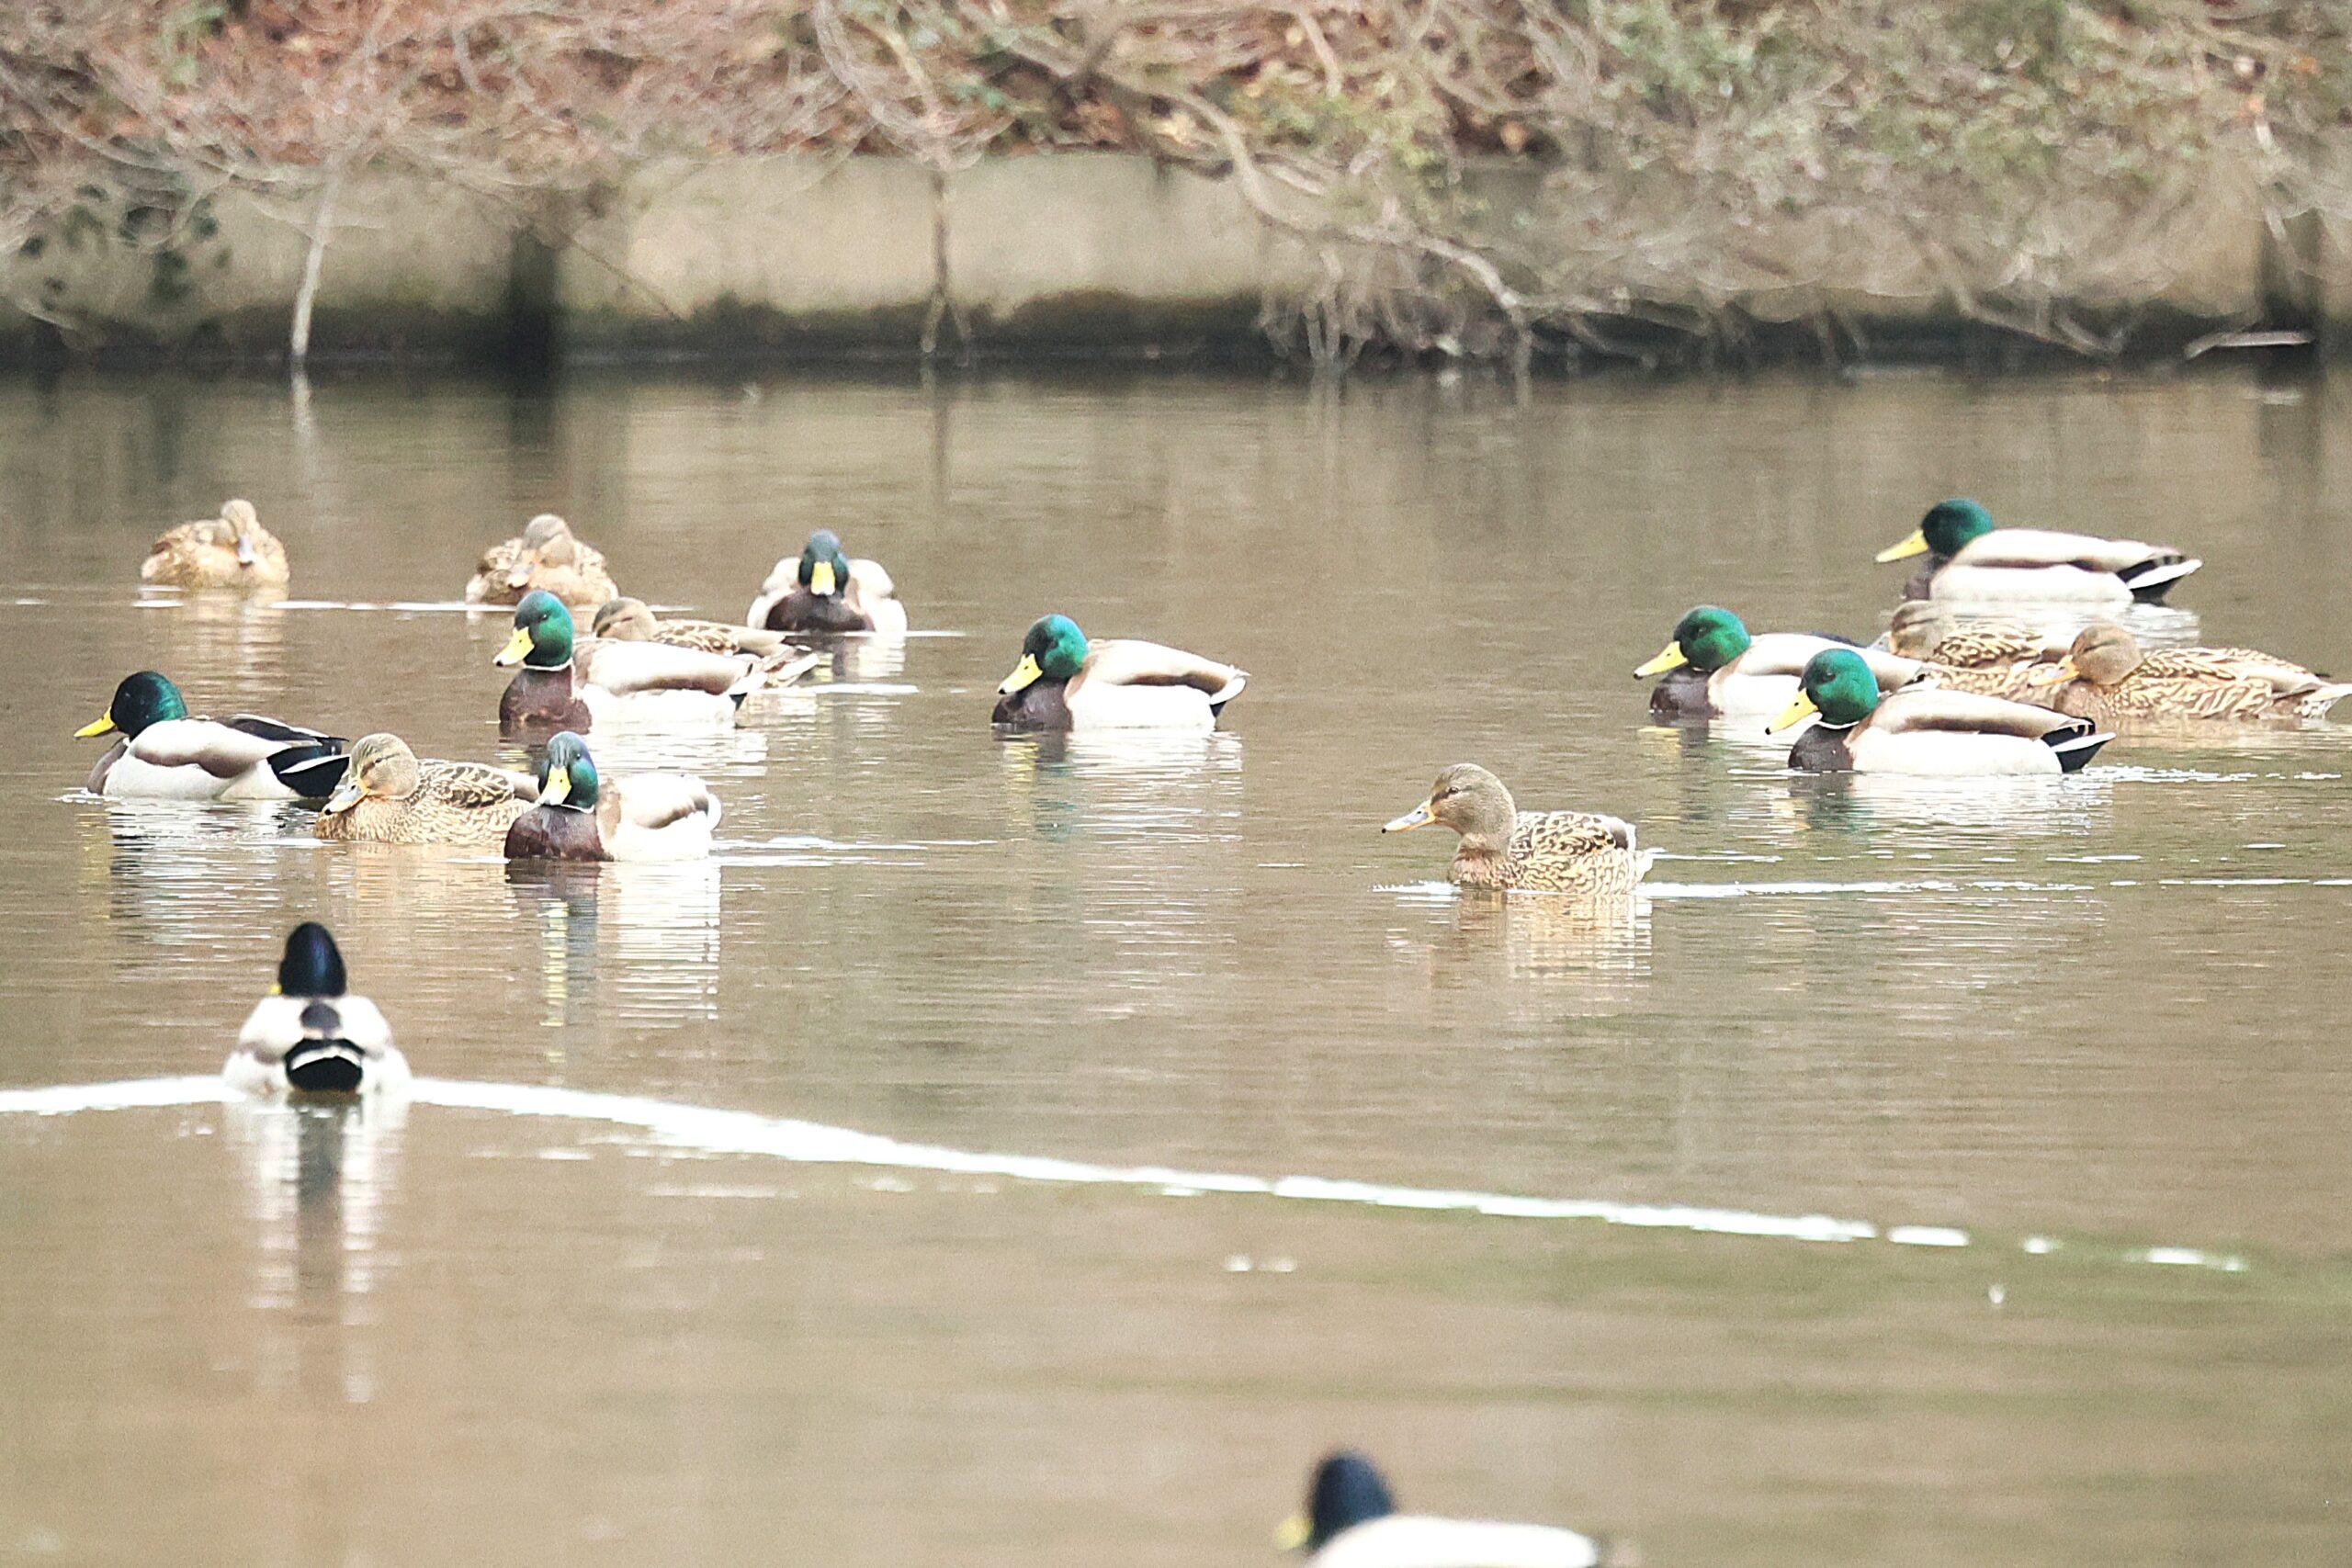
592, 596, 813, 663
1875, 498, 2200, 605
991, 614, 1246, 731
1877, 602, 2068, 700
1769, 648, 2112, 774
313, 733, 537, 845
75, 671, 348, 800
225, 923, 411, 1097
747, 529, 908, 636
466, 513, 618, 607
1278, 1450, 1604, 1568
139, 498, 289, 590
1637, 605, 1928, 718
493, 590, 775, 737
503, 731, 721, 863
2025, 623, 2352, 723
1382, 763, 1652, 896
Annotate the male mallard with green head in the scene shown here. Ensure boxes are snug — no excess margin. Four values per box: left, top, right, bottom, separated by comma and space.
1770, 647, 2112, 774
748, 529, 907, 636
503, 731, 721, 863
1876, 499, 2199, 606
226, 923, 410, 1097
1637, 605, 1927, 718
1278, 1450, 1605, 1568
992, 614, 1246, 731
75, 671, 347, 800
494, 590, 775, 739
1383, 763, 1652, 896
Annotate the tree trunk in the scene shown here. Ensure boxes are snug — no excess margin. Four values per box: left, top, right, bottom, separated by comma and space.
289, 167, 345, 368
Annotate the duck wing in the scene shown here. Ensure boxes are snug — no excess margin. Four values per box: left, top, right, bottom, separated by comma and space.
1512, 809, 1638, 860
1736, 633, 1927, 691
612, 773, 722, 832
1079, 639, 1248, 707
1952, 527, 2199, 583
579, 637, 756, 698
421, 760, 539, 807
1867, 687, 2093, 741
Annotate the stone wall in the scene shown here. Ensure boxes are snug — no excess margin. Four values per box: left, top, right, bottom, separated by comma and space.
0, 151, 2343, 367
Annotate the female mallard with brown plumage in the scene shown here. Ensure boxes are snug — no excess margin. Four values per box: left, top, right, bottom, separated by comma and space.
1382, 763, 1652, 896
494, 591, 792, 738
992, 614, 1246, 731
1637, 605, 1928, 718
1875, 499, 2199, 606
592, 596, 819, 672
2026, 624, 2352, 723
503, 731, 721, 863
467, 513, 618, 607
748, 529, 908, 636
1880, 602, 2067, 700
312, 733, 537, 845
140, 499, 288, 590
1770, 648, 2112, 774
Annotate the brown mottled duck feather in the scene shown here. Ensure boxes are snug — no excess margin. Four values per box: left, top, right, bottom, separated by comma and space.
140, 501, 289, 589
315, 761, 533, 845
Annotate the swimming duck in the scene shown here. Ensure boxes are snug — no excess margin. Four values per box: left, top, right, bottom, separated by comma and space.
1637, 605, 1928, 718
992, 614, 1246, 731
494, 591, 772, 737
313, 733, 537, 845
1875, 499, 2199, 605
1770, 648, 2112, 774
593, 596, 815, 666
2025, 623, 2352, 723
225, 923, 410, 1097
503, 731, 721, 863
747, 529, 908, 636
1877, 603, 2067, 700
1278, 1450, 1603, 1568
466, 513, 618, 607
140, 499, 289, 590
1383, 763, 1652, 896
75, 671, 348, 800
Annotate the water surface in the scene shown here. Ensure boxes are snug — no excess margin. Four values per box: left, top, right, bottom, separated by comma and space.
0, 368, 2347, 1564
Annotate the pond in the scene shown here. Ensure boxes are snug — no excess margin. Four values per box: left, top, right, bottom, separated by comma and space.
0, 366, 2346, 1564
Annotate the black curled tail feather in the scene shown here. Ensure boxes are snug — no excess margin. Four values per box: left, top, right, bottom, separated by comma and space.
270, 743, 350, 800
2045, 720, 2114, 773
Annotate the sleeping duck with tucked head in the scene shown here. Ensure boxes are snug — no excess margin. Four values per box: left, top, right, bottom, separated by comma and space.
1383, 763, 1652, 897
1770, 647, 2113, 775
225, 923, 410, 1098
140, 499, 289, 590
1637, 604, 1927, 718
76, 671, 348, 801
991, 614, 1246, 731
747, 529, 907, 636
1876, 498, 2199, 606
494, 590, 776, 738
1278, 1450, 1607, 1568
503, 731, 722, 863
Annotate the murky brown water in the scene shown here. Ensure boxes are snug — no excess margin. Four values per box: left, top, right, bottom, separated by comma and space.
0, 367, 2348, 1565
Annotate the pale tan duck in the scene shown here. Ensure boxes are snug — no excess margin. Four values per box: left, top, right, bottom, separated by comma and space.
313, 733, 537, 845
467, 514, 618, 608
592, 597, 811, 662
2028, 624, 2352, 723
1383, 763, 1653, 897
1883, 602, 2065, 701
141, 499, 289, 590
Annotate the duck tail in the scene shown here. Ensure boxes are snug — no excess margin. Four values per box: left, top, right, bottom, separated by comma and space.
1206, 670, 1248, 715
2295, 682, 2352, 720
2122, 555, 2201, 603
2046, 727, 2116, 773
270, 744, 350, 800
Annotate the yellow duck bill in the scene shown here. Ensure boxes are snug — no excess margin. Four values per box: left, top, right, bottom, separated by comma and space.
808, 558, 838, 596
1382, 799, 1434, 833
74, 713, 118, 738
1273, 1513, 1310, 1551
1767, 692, 1819, 734
1634, 641, 1690, 677
2026, 657, 2079, 688
997, 653, 1043, 696
1874, 528, 1931, 563
493, 626, 537, 667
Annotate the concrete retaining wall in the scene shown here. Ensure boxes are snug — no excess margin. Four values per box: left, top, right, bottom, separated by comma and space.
1, 151, 2344, 367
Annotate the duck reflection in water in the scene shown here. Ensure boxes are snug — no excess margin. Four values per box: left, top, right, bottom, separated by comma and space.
504, 858, 724, 1032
